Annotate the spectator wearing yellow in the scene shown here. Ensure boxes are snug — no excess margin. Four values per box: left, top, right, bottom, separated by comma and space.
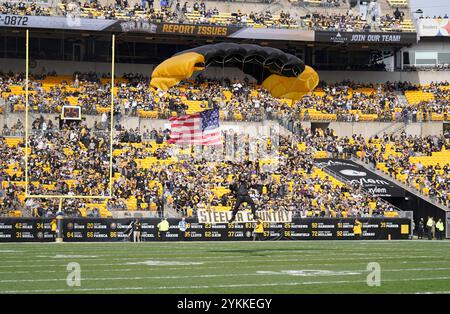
51, 219, 57, 233
353, 219, 362, 238
253, 219, 264, 241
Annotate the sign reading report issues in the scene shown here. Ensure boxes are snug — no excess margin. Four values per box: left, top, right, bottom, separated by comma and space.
315, 159, 405, 197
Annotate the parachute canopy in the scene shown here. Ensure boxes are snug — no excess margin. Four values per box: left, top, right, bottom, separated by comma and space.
150, 43, 319, 100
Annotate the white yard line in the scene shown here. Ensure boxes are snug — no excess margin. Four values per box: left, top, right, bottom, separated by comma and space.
0, 255, 448, 268
3, 247, 447, 256
0, 269, 134, 275
2, 260, 450, 275
2, 276, 450, 294
1, 267, 450, 283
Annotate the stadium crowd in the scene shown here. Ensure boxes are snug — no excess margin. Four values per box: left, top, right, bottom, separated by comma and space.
2, 121, 448, 218
359, 132, 450, 206
0, 1, 51, 16
27, 119, 111, 196
2, 71, 449, 122
0, 0, 413, 32
1, 118, 406, 218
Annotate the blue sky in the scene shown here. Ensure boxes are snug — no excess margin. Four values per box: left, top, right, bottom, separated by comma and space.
409, 0, 450, 17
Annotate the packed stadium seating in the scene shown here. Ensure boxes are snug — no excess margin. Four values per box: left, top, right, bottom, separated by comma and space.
0, 0, 415, 32
1, 72, 449, 122
358, 133, 450, 207
1, 118, 406, 218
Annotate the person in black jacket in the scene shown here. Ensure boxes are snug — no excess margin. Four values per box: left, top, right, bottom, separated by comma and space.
132, 219, 142, 243
228, 174, 259, 223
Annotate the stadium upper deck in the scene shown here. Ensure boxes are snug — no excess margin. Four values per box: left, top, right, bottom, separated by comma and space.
0, 0, 415, 33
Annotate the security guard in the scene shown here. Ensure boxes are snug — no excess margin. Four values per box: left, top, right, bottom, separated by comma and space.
132, 219, 142, 243
178, 217, 187, 241
157, 218, 170, 241
426, 216, 434, 240
418, 218, 424, 239
436, 219, 445, 240
253, 219, 264, 241
353, 219, 362, 239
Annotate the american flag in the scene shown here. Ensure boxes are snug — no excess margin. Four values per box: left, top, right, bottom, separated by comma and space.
168, 108, 222, 145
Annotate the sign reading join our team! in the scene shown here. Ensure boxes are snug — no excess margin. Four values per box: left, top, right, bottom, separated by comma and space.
315, 159, 405, 197
197, 210, 293, 224
314, 30, 417, 44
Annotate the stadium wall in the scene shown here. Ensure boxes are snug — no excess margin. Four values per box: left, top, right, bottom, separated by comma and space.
0, 114, 443, 137
328, 121, 443, 137
0, 217, 412, 242
318, 70, 450, 85
0, 58, 252, 81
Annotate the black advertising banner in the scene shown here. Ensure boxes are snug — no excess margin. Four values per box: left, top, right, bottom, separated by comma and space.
106, 21, 316, 41
111, 21, 234, 36
0, 218, 55, 242
0, 217, 410, 242
314, 30, 417, 44
316, 159, 405, 197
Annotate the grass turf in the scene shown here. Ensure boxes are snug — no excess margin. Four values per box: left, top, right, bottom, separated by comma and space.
0, 240, 449, 294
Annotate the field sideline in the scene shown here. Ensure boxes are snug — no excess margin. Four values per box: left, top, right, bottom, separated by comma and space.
0, 240, 449, 294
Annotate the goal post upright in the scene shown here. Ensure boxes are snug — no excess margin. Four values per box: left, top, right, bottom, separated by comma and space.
109, 34, 115, 198
24, 33, 116, 205
25, 29, 29, 197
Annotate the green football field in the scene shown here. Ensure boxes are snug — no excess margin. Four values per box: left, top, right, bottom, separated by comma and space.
0, 240, 449, 294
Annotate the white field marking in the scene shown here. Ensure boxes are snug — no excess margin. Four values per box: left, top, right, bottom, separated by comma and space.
0, 254, 449, 268
0, 250, 23, 253
0, 269, 134, 274
413, 291, 450, 294
256, 270, 362, 276
0, 272, 282, 283
0, 254, 248, 264
2, 245, 450, 257
125, 260, 204, 266
2, 276, 450, 294
1, 248, 449, 263
2, 262, 450, 276
2, 240, 449, 251
38, 255, 99, 259
2, 247, 450, 262
2, 267, 450, 284
0, 244, 448, 259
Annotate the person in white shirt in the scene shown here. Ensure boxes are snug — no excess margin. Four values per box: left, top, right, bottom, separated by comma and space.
101, 112, 107, 129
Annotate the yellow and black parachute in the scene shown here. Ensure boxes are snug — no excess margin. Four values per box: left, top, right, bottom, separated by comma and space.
150, 43, 319, 100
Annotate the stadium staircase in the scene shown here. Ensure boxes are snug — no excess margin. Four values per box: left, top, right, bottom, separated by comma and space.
375, 120, 407, 137
164, 203, 182, 218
